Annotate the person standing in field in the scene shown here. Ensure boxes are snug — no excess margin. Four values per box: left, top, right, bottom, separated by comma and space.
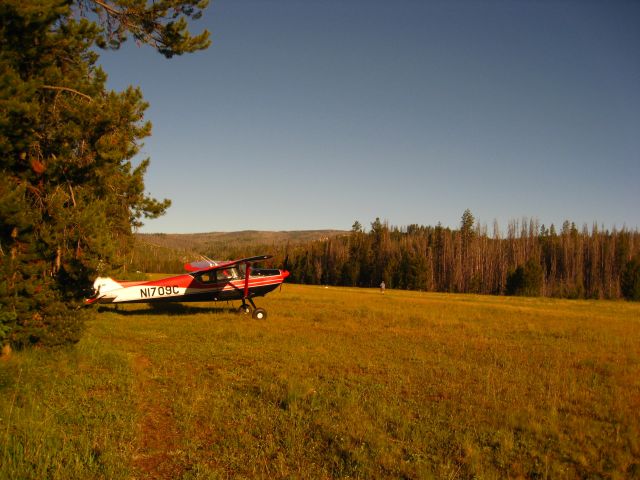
380, 281, 385, 294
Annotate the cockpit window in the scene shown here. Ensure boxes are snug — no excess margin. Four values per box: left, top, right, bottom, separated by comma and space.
197, 271, 216, 284
195, 267, 241, 284
217, 268, 239, 281
237, 264, 247, 278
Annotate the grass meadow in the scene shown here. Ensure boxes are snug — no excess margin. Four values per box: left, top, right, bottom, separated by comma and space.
1, 284, 639, 479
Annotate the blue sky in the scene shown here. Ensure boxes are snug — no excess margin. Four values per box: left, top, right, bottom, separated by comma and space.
99, 0, 640, 233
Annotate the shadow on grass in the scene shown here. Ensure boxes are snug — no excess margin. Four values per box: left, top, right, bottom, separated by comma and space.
96, 303, 240, 317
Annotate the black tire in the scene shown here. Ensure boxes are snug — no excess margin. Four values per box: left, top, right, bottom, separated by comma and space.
252, 308, 267, 320
237, 304, 251, 315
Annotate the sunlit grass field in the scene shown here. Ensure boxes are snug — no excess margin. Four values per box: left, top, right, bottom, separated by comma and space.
1, 284, 639, 479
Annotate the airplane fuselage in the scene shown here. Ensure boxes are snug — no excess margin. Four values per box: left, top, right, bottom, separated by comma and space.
88, 268, 288, 305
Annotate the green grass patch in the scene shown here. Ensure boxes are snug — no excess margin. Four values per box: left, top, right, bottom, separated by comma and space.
2, 285, 640, 478
0, 333, 136, 479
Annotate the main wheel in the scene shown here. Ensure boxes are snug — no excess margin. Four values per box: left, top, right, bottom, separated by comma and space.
252, 308, 267, 320
237, 304, 251, 315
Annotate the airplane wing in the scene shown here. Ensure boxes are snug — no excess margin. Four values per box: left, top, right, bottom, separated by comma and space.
185, 255, 272, 274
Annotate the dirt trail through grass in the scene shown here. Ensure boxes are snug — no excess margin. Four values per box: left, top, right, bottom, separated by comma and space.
131, 353, 183, 479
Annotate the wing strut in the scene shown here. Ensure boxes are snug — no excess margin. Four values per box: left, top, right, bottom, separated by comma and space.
243, 261, 251, 301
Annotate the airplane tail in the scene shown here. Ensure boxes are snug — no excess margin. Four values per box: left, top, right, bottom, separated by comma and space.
85, 277, 122, 304
93, 277, 122, 293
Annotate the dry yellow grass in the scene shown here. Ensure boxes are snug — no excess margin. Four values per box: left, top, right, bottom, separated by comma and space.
1, 284, 639, 479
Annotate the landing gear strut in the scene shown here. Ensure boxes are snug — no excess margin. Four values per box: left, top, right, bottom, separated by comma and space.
237, 261, 268, 319
238, 297, 267, 320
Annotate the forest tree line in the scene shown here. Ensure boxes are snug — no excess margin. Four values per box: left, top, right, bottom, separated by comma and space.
131, 211, 640, 300
285, 213, 640, 299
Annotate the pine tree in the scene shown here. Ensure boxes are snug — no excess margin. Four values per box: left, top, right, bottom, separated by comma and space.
460, 209, 475, 239
621, 257, 640, 301
505, 259, 544, 297
0, 0, 209, 348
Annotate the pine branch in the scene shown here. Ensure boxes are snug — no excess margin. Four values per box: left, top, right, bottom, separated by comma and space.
41, 85, 92, 102
92, 0, 161, 47
92, 0, 121, 17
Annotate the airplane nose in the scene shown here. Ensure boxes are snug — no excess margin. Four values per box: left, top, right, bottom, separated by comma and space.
281, 270, 290, 278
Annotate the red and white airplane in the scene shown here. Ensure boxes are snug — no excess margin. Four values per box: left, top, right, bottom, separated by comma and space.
85, 255, 289, 319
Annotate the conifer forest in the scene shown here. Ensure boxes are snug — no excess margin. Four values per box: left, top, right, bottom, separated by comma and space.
132, 212, 640, 301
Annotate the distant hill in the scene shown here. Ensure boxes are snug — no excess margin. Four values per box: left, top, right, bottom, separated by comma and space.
131, 230, 348, 273
136, 230, 347, 255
